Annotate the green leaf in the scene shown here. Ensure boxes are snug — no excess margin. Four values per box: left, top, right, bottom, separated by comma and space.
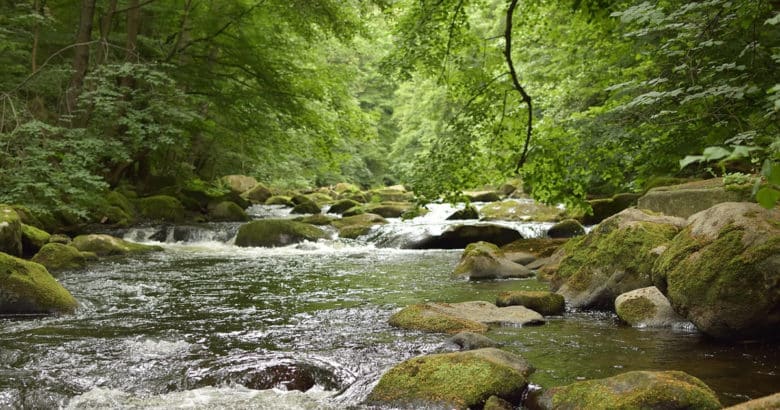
756, 187, 780, 209
702, 146, 731, 161
762, 160, 780, 185
680, 155, 704, 169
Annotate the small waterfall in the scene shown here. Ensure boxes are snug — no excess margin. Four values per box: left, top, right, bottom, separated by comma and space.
124, 223, 241, 244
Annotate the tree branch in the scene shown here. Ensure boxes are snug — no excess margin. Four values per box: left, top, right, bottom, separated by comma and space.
504, 0, 533, 173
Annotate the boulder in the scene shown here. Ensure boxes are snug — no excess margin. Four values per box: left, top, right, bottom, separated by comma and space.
446, 332, 501, 350
496, 291, 565, 316
581, 193, 641, 225
333, 182, 361, 194
389, 301, 544, 334
243, 183, 273, 204
653, 202, 780, 339
105, 190, 136, 216
290, 195, 321, 214
464, 190, 501, 202
0, 252, 78, 314
341, 206, 365, 217
615, 286, 685, 328
0, 205, 22, 257
265, 195, 294, 206
221, 175, 259, 195
367, 348, 532, 409
135, 195, 186, 223
638, 178, 751, 218
447, 205, 479, 220
235, 219, 327, 247
365, 202, 411, 218
48, 234, 71, 245
408, 224, 523, 249
550, 208, 685, 309
295, 214, 334, 226
484, 395, 514, 410
452, 242, 533, 280
479, 200, 562, 222
31, 243, 91, 273
371, 187, 413, 202
208, 201, 250, 222
21, 224, 50, 257
501, 238, 568, 258
332, 213, 387, 239
547, 218, 585, 238
533, 370, 721, 410
328, 199, 361, 215
72, 234, 163, 256
95, 205, 133, 227
724, 392, 780, 409
306, 192, 336, 206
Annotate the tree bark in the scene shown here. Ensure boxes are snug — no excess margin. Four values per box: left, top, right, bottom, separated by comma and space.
65, 0, 96, 115
120, 0, 141, 89
96, 0, 119, 64
504, 0, 533, 173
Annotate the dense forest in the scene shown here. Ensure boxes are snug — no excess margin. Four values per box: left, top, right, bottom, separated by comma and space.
1, 0, 778, 221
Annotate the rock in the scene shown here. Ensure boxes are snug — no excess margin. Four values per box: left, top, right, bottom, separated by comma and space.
31, 243, 90, 272
306, 192, 335, 206
235, 219, 327, 247
453, 241, 534, 280
367, 348, 532, 409
208, 201, 250, 222
265, 195, 293, 206
496, 291, 565, 316
21, 224, 50, 257
446, 205, 479, 220
0, 205, 23, 257
290, 195, 322, 214
221, 175, 259, 195
105, 190, 136, 216
446, 332, 501, 350
347, 192, 369, 203
332, 213, 387, 239
365, 202, 412, 218
243, 183, 273, 204
295, 214, 334, 226
550, 208, 686, 310
338, 225, 372, 239
48, 234, 71, 245
479, 200, 562, 222
582, 193, 641, 225
408, 224, 523, 249
501, 238, 568, 258
503, 251, 536, 265
96, 205, 133, 227
653, 202, 780, 339
547, 218, 586, 238
389, 301, 544, 334
638, 177, 751, 218
371, 187, 413, 202
0, 252, 78, 314
464, 190, 502, 202
341, 206, 365, 217
484, 395, 514, 410
615, 286, 685, 328
499, 183, 518, 196
71, 234, 163, 256
328, 199, 361, 215
401, 207, 429, 220
724, 392, 780, 409
135, 195, 186, 223
533, 370, 721, 410
333, 182, 361, 194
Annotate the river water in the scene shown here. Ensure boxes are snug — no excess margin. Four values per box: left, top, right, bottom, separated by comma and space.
1, 203, 778, 409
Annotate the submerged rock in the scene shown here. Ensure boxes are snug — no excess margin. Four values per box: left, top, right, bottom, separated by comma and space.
72, 234, 163, 256
31, 243, 92, 273
408, 224, 523, 249
654, 202, 780, 339
0, 205, 22, 257
235, 219, 327, 247
452, 242, 533, 280
615, 286, 685, 328
389, 301, 544, 334
0, 252, 78, 315
532, 370, 721, 410
496, 291, 565, 316
367, 348, 532, 409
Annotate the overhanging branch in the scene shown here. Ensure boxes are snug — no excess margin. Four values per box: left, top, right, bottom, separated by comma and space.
504, 0, 533, 173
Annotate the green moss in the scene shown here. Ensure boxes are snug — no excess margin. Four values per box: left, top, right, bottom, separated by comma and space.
31, 243, 88, 272
480, 200, 562, 222
339, 225, 372, 239
329, 199, 361, 214
501, 238, 568, 257
389, 304, 488, 334
0, 205, 22, 257
616, 296, 656, 324
235, 219, 327, 247
72, 234, 163, 256
331, 213, 387, 229
496, 291, 565, 316
105, 191, 135, 216
0, 252, 78, 314
265, 196, 293, 206
209, 201, 249, 222
135, 195, 186, 222
21, 224, 50, 255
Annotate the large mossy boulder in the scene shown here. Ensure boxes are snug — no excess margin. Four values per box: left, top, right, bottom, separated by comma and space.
464, 190, 502, 202
328, 199, 361, 215
653, 202, 780, 339
135, 195, 186, 223
21, 224, 50, 257
290, 195, 322, 214
550, 208, 685, 309
533, 370, 721, 410
235, 219, 327, 247
265, 195, 294, 206
367, 348, 532, 409
221, 175, 259, 195
31, 243, 91, 272
452, 242, 533, 280
0, 252, 78, 315
408, 224, 523, 249
208, 201, 250, 222
479, 200, 562, 222
365, 202, 412, 218
243, 183, 274, 204
72, 234, 163, 256
615, 286, 685, 328
331, 213, 387, 239
447, 205, 479, 220
0, 205, 22, 257
389, 301, 544, 334
581, 193, 641, 225
638, 177, 752, 218
371, 186, 413, 202
496, 291, 565, 316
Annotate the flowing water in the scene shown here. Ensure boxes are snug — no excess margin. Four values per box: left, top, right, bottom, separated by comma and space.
1, 203, 778, 409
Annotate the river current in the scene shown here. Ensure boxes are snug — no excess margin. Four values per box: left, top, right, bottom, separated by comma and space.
1, 203, 778, 408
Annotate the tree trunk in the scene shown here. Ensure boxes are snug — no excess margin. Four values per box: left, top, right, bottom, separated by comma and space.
504, 0, 533, 173
97, 0, 119, 64
120, 0, 141, 89
65, 0, 96, 115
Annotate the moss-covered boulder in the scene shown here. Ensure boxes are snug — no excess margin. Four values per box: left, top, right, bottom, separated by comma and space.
464, 190, 502, 202
328, 199, 361, 215
265, 195, 294, 206
306, 192, 336, 206
31, 243, 90, 272
550, 208, 686, 309
72, 234, 163, 256
479, 200, 562, 222
0, 252, 78, 315
501, 238, 568, 258
221, 175, 258, 195
615, 286, 685, 328
371, 186, 414, 202
0, 205, 22, 257
135, 195, 186, 223
21, 224, 50, 257
365, 202, 412, 218
208, 201, 250, 222
547, 219, 586, 238
334, 182, 361, 194
389, 301, 544, 334
725, 392, 780, 409
447, 205, 479, 220
653, 202, 780, 339
294, 214, 334, 226
484, 395, 514, 410
105, 190, 135, 217
331, 213, 387, 239
533, 370, 721, 410
48, 234, 71, 245
367, 348, 532, 409
243, 183, 274, 204
453, 242, 533, 280
496, 291, 565, 316
235, 219, 327, 247
289, 195, 322, 214
638, 177, 752, 218
408, 224, 523, 249
581, 193, 641, 225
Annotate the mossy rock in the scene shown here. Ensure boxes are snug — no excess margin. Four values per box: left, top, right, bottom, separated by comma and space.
479, 200, 562, 222
9, 205, 45, 231
0, 252, 78, 314
534, 370, 721, 410
401, 207, 429, 220
105, 190, 135, 216
371, 187, 414, 202
338, 225, 372, 239
135, 195, 186, 223
409, 224, 523, 250
447, 206, 479, 220
235, 219, 327, 247
331, 213, 387, 230
208, 201, 250, 222
643, 176, 693, 192
341, 206, 365, 217
0, 205, 23, 257
638, 177, 752, 218
464, 191, 502, 202
501, 238, 568, 258
365, 202, 412, 218
31, 243, 89, 273
221, 175, 259, 195
243, 183, 273, 204
390, 301, 543, 334
333, 182, 361, 194
614, 286, 684, 328
306, 192, 335, 206
95, 205, 134, 228
295, 214, 334, 226
367, 348, 531, 409
347, 192, 369, 203
724, 392, 780, 409
447, 331, 501, 350
484, 395, 514, 410
291, 201, 322, 214
551, 208, 686, 310
453, 242, 533, 280
328, 199, 361, 215
653, 202, 780, 339
547, 219, 585, 238
48, 234, 71, 245
72, 234, 163, 256
265, 196, 294, 206
496, 291, 565, 316
21, 224, 50, 257
581, 193, 641, 225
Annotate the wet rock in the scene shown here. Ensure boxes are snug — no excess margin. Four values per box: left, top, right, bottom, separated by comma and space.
479, 200, 562, 222
533, 370, 721, 410
654, 202, 780, 339
221, 175, 259, 195
208, 201, 250, 222
496, 291, 565, 316
501, 238, 568, 258
615, 286, 685, 328
484, 395, 514, 410
295, 214, 334, 226
367, 348, 532, 409
235, 219, 327, 247
408, 224, 523, 249
243, 183, 273, 204
72, 234, 163, 256
638, 177, 751, 218
48, 234, 71, 245
0, 205, 22, 257
190, 358, 342, 393
452, 242, 533, 280
0, 252, 78, 315
581, 193, 641, 225
464, 191, 501, 202
264, 195, 293, 206
328, 199, 361, 215
389, 301, 544, 334
290, 195, 321, 214
365, 202, 412, 218
31, 243, 91, 273
446, 205, 479, 220
550, 208, 685, 310
371, 187, 413, 202
135, 195, 186, 223
546, 219, 585, 238
724, 392, 780, 409
333, 182, 361, 194
21, 224, 50, 257
332, 213, 387, 239
446, 332, 501, 350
